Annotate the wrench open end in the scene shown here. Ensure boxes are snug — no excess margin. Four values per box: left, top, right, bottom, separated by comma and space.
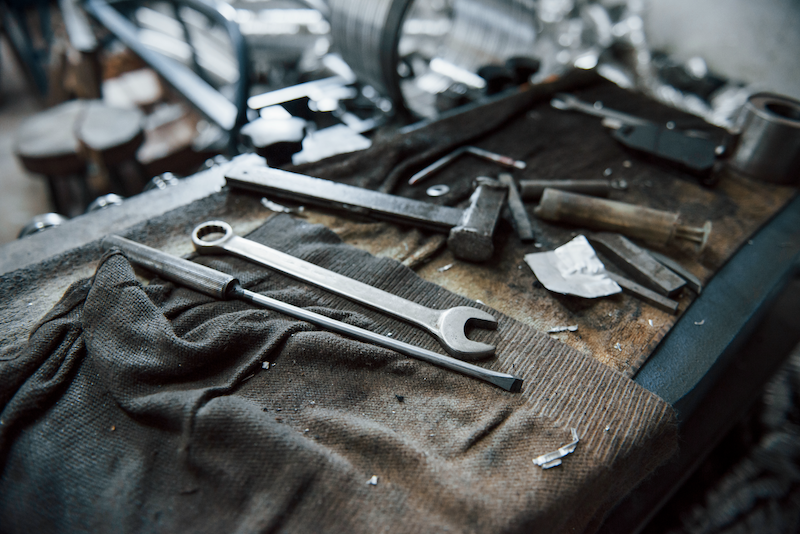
437, 306, 498, 361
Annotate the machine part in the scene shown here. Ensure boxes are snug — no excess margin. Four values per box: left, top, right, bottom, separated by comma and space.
239, 117, 306, 167
547, 325, 578, 334
498, 173, 534, 242
408, 146, 526, 186
587, 233, 686, 298
260, 198, 305, 217
477, 65, 514, 95
426, 184, 450, 197
505, 56, 541, 85
727, 92, 800, 184
192, 221, 498, 360
647, 250, 703, 295
550, 93, 650, 127
518, 178, 627, 201
328, 0, 538, 118
225, 166, 508, 263
534, 189, 712, 251
103, 235, 522, 392
85, 193, 124, 213
17, 213, 69, 238
605, 272, 679, 315
533, 428, 579, 469
611, 122, 719, 180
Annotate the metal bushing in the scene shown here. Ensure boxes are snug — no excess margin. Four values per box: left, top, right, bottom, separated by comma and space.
728, 92, 800, 184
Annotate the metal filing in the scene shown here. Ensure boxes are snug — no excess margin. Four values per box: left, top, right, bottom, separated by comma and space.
103, 235, 522, 392
192, 221, 498, 360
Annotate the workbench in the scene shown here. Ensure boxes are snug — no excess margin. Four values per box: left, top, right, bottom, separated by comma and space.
1, 74, 798, 533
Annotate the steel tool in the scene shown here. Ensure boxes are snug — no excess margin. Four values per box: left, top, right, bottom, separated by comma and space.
192, 221, 497, 360
498, 174, 534, 242
225, 166, 508, 263
552, 93, 720, 180
588, 233, 686, 298
605, 272, 679, 315
103, 235, 522, 392
647, 250, 703, 294
727, 92, 800, 184
408, 146, 526, 186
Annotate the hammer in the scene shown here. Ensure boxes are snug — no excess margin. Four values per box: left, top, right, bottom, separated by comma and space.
225, 166, 508, 262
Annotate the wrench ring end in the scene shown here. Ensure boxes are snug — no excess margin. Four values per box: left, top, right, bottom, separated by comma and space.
192, 220, 235, 253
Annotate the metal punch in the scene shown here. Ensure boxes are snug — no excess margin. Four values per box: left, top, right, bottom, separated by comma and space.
192, 221, 498, 360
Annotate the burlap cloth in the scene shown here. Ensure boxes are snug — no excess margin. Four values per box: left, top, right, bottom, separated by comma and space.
0, 213, 676, 533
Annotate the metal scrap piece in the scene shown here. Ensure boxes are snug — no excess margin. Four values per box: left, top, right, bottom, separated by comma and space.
605, 272, 680, 315
547, 325, 578, 333
261, 197, 305, 216
499, 173, 535, 242
524, 236, 621, 299
588, 233, 685, 297
533, 428, 580, 469
647, 250, 703, 294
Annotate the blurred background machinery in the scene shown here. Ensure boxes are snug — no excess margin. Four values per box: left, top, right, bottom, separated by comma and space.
1, 0, 799, 236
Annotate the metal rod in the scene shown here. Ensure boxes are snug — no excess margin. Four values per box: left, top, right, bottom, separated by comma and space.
409, 146, 526, 185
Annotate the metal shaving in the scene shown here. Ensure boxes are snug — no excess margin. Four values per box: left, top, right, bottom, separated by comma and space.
533, 428, 580, 469
261, 197, 305, 216
547, 325, 579, 334
437, 263, 453, 272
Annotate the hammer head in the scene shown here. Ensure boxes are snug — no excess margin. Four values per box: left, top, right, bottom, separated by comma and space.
447, 178, 508, 262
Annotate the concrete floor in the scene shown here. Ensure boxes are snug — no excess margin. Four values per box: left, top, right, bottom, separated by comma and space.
0, 39, 51, 245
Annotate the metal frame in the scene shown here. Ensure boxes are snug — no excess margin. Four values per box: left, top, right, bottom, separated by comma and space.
85, 0, 249, 141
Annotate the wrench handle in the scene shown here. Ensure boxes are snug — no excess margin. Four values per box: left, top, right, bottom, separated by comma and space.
192, 222, 441, 330
103, 235, 240, 299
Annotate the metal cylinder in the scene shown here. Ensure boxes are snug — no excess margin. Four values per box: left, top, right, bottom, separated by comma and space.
328, 0, 538, 117
728, 92, 800, 184
327, 0, 413, 106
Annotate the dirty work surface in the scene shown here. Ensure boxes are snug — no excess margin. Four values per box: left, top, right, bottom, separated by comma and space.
290, 73, 797, 376
0, 214, 676, 533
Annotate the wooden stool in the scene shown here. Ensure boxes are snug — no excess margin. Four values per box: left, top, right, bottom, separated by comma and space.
14, 99, 144, 216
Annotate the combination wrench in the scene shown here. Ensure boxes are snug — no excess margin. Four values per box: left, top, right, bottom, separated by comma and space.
192, 221, 498, 360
